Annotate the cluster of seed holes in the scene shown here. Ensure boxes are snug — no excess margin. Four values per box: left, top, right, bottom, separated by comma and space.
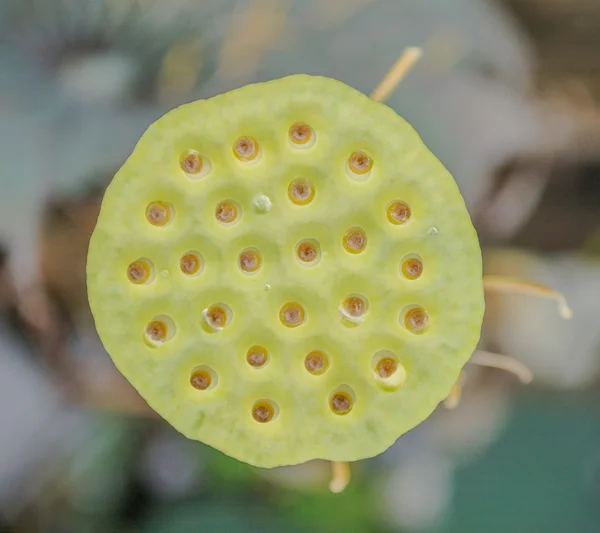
139, 126, 432, 423
288, 178, 315, 205
239, 248, 262, 274
247, 345, 269, 368
146, 201, 173, 227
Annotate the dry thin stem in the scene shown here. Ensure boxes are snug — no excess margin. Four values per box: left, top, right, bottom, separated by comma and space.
443, 381, 462, 410
470, 350, 533, 384
483, 275, 573, 320
329, 461, 351, 494
370, 47, 423, 102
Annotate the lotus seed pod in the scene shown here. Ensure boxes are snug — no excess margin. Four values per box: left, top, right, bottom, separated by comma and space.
87, 75, 484, 468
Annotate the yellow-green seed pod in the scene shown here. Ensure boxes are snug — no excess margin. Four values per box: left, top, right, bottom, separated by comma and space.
86, 75, 484, 468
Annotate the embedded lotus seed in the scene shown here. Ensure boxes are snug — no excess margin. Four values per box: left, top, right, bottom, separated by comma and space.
330, 391, 353, 415
252, 400, 276, 423
145, 319, 168, 345
342, 228, 367, 254
215, 200, 240, 225
127, 259, 152, 284
247, 345, 269, 368
387, 201, 411, 225
190, 369, 212, 390
180, 252, 202, 276
404, 306, 429, 333
239, 249, 262, 274
289, 122, 315, 147
348, 151, 372, 175
288, 178, 315, 205
233, 136, 259, 162
376, 357, 398, 378
402, 256, 423, 280
341, 295, 367, 320
304, 351, 329, 375
180, 150, 203, 174
279, 302, 305, 328
202, 304, 230, 331
295, 239, 320, 264
146, 202, 172, 226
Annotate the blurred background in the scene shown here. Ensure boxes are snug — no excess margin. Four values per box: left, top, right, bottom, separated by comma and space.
1, 0, 599, 532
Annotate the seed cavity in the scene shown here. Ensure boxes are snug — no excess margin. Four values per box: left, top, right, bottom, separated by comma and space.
279, 302, 306, 328
252, 400, 278, 423
288, 178, 315, 205
180, 252, 203, 276
346, 150, 373, 180
239, 248, 262, 274
340, 295, 368, 324
295, 239, 321, 265
343, 227, 367, 254
190, 366, 217, 391
144, 315, 176, 346
233, 136, 260, 163
215, 200, 240, 225
401, 255, 423, 280
387, 201, 411, 225
247, 345, 269, 368
329, 386, 355, 415
372, 350, 406, 390
288, 122, 315, 149
127, 258, 153, 284
201, 303, 232, 332
403, 306, 429, 334
146, 201, 173, 227
304, 350, 329, 375
180, 149, 211, 179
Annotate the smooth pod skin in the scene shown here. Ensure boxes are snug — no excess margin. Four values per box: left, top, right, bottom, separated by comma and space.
87, 75, 484, 468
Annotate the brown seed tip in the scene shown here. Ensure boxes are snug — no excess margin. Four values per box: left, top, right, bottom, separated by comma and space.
330, 392, 353, 415
247, 345, 268, 368
252, 401, 275, 423
146, 202, 172, 227
127, 260, 151, 284
215, 200, 239, 224
233, 136, 259, 162
402, 256, 423, 280
376, 357, 398, 378
279, 302, 306, 328
146, 320, 167, 343
343, 228, 367, 254
387, 201, 411, 225
190, 369, 212, 390
289, 123, 313, 145
304, 351, 329, 375
239, 249, 262, 273
205, 305, 228, 330
180, 253, 201, 275
404, 306, 428, 333
348, 151, 373, 175
180, 150, 203, 174
342, 296, 366, 319
288, 178, 315, 205
296, 240, 319, 264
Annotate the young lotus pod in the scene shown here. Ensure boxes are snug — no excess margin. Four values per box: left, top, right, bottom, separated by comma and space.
86, 73, 485, 475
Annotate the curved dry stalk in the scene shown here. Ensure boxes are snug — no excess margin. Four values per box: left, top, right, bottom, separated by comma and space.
483, 275, 573, 320
469, 350, 533, 384
370, 47, 423, 103
443, 381, 462, 410
329, 461, 351, 493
